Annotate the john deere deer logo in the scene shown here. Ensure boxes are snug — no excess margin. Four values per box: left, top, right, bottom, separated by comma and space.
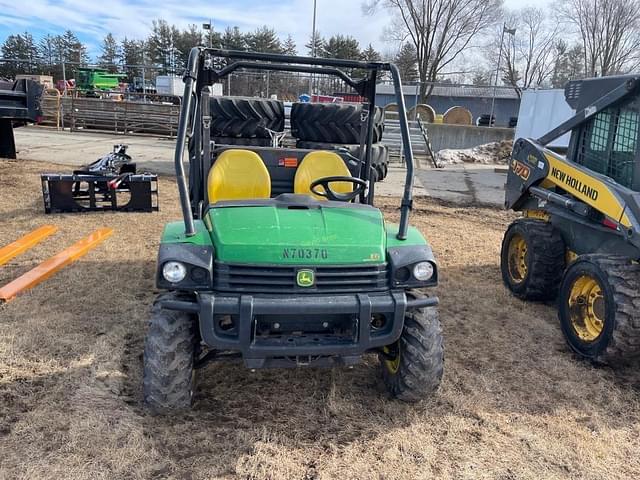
296, 269, 314, 287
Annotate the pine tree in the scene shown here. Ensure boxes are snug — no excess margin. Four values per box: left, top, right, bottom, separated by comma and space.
220, 26, 246, 66
551, 40, 584, 88
57, 30, 89, 65
323, 35, 360, 60
121, 37, 145, 81
282, 35, 297, 56
175, 24, 207, 71
246, 26, 282, 53
361, 43, 381, 62
221, 26, 246, 51
38, 34, 57, 72
471, 71, 490, 86
395, 42, 418, 82
147, 19, 181, 74
0, 33, 39, 77
305, 33, 325, 57
98, 33, 120, 72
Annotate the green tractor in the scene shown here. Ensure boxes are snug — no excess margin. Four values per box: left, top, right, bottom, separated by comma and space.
143, 48, 444, 411
75, 68, 125, 97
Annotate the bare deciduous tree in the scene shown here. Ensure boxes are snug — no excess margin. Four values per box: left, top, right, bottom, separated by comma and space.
518, 8, 557, 89
488, 8, 557, 97
558, 0, 640, 76
363, 0, 503, 102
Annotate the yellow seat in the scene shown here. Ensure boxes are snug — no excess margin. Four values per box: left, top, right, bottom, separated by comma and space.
294, 150, 352, 201
207, 149, 271, 203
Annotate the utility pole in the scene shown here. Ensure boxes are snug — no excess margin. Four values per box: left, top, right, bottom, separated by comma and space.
60, 47, 67, 96
489, 24, 515, 128
308, 0, 317, 96
141, 43, 146, 103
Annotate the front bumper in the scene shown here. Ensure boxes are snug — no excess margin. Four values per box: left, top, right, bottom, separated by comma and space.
161, 290, 438, 368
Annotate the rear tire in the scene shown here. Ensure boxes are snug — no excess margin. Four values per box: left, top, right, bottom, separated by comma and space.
143, 292, 197, 412
501, 219, 565, 301
558, 255, 640, 365
379, 292, 444, 402
210, 96, 284, 138
291, 103, 384, 144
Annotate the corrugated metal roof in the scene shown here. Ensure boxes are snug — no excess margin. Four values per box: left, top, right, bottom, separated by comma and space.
376, 83, 520, 99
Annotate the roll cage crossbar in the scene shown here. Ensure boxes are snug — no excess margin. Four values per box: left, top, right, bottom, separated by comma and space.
174, 47, 416, 240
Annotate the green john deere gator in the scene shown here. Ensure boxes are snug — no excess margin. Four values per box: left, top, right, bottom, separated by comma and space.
143, 48, 444, 411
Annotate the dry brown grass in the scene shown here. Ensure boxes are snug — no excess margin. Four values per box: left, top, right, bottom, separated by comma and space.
1, 160, 640, 480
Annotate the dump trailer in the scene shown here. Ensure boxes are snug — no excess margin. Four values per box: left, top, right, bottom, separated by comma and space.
0, 79, 43, 159
501, 75, 640, 365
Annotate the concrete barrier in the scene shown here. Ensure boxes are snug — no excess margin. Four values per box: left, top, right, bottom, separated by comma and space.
425, 123, 514, 152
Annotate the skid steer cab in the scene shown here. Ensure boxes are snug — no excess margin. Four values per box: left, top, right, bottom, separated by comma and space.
143, 48, 444, 412
501, 74, 640, 366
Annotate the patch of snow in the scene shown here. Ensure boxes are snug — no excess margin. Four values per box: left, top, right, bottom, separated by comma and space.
435, 141, 513, 167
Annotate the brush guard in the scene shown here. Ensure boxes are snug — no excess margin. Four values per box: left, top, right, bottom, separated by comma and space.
41, 173, 158, 213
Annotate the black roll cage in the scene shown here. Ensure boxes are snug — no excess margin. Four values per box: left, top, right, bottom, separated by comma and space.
175, 47, 416, 240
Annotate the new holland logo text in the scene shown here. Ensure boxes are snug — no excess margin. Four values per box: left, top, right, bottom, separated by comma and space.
296, 269, 315, 287
551, 167, 599, 201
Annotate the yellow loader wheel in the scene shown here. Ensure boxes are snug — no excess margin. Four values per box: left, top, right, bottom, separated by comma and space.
379, 291, 444, 402
559, 255, 640, 365
500, 219, 565, 301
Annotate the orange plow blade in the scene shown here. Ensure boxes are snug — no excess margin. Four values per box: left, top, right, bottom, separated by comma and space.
0, 225, 58, 267
0, 227, 113, 303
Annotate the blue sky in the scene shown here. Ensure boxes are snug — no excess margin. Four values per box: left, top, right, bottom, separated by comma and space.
0, 0, 551, 59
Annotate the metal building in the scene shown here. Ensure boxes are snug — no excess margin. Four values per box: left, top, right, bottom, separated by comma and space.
375, 83, 521, 127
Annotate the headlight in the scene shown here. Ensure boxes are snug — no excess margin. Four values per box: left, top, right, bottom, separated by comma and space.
413, 261, 434, 281
162, 261, 187, 283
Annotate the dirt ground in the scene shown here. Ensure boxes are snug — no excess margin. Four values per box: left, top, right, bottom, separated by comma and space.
1, 160, 640, 480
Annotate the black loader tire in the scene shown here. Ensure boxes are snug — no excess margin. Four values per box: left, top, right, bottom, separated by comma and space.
501, 219, 565, 301
209, 96, 284, 138
379, 291, 444, 402
295, 140, 389, 180
291, 103, 384, 144
558, 255, 640, 365
143, 292, 198, 412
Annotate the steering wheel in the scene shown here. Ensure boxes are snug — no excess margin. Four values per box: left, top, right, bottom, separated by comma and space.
310, 176, 367, 202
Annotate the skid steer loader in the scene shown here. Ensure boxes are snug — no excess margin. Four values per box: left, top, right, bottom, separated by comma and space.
501, 75, 640, 365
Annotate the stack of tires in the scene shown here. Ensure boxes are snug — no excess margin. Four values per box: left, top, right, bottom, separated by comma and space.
209, 96, 285, 146
291, 102, 389, 181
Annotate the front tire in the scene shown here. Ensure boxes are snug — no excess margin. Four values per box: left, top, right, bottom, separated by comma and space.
143, 292, 198, 412
379, 293, 444, 402
558, 255, 640, 365
501, 219, 565, 301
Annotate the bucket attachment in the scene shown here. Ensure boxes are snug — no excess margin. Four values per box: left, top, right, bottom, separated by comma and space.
41, 173, 158, 213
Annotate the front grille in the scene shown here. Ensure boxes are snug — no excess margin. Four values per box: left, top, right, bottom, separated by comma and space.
214, 261, 388, 293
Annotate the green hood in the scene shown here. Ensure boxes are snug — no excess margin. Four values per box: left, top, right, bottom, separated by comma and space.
207, 205, 385, 265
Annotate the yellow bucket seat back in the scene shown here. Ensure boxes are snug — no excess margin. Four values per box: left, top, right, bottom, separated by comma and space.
207, 149, 271, 203
294, 151, 352, 200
